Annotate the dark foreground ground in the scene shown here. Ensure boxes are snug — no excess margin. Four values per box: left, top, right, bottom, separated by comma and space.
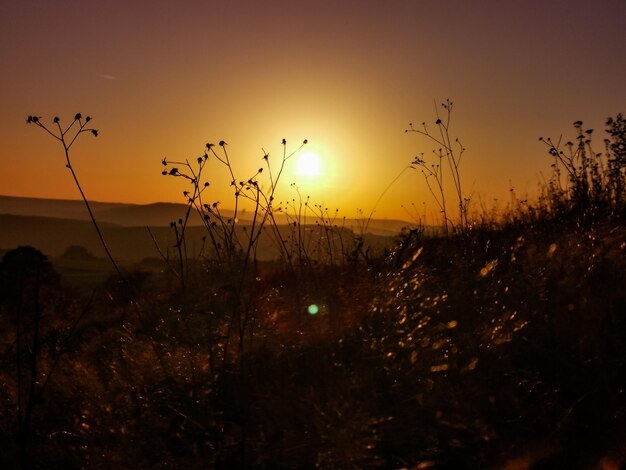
1, 213, 625, 469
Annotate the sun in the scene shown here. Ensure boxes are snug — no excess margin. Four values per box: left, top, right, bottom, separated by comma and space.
295, 151, 322, 178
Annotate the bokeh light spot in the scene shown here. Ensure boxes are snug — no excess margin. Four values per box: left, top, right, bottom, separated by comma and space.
308, 304, 319, 315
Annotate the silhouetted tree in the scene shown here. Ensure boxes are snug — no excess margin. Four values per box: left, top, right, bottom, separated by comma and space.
0, 246, 59, 323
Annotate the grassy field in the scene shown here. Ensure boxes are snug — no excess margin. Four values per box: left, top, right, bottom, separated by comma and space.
1, 114, 625, 468
1, 211, 624, 468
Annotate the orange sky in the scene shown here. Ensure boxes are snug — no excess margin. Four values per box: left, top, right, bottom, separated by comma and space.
1, 0, 625, 222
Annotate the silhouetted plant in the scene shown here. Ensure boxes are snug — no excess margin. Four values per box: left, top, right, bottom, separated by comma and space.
161, 138, 308, 271
26, 114, 122, 277
160, 138, 312, 370
406, 99, 468, 235
539, 114, 626, 216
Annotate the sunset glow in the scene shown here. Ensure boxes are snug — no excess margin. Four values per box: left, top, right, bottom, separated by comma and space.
0, 1, 624, 220
295, 151, 323, 178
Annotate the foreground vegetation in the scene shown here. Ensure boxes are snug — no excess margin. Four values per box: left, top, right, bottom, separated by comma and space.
1, 112, 625, 468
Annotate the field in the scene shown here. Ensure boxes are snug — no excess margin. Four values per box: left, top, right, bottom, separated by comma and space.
1, 114, 625, 468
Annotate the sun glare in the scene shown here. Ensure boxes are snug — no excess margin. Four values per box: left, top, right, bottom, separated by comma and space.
295, 151, 322, 178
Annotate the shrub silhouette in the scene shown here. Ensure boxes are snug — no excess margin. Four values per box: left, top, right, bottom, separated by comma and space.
0, 246, 59, 322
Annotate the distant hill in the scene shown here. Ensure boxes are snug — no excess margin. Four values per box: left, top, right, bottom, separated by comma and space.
0, 213, 223, 262
0, 195, 414, 236
0, 195, 123, 220
0, 195, 228, 228
0, 213, 398, 263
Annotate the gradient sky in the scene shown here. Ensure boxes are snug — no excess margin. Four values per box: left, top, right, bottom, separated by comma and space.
1, 0, 624, 222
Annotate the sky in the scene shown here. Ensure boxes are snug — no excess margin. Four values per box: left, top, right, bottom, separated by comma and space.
1, 0, 625, 222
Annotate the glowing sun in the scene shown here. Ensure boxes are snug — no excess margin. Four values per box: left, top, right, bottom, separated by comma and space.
295, 151, 322, 178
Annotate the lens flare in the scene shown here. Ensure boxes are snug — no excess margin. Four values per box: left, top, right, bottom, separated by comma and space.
307, 304, 319, 315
